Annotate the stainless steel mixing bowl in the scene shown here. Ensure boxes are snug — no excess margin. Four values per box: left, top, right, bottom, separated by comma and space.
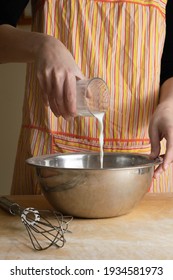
26, 153, 162, 218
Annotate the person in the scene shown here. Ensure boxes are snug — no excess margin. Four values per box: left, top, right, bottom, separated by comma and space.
0, 0, 173, 194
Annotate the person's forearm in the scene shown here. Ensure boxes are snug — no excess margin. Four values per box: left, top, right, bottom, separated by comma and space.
0, 24, 47, 63
159, 77, 173, 104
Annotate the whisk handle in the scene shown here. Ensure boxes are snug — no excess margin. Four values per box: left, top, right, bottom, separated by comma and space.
0, 196, 21, 215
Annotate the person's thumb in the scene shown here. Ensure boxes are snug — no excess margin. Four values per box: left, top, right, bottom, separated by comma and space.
149, 125, 161, 159
75, 66, 86, 80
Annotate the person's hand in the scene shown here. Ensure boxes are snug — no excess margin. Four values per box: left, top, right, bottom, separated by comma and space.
0, 24, 84, 119
35, 35, 84, 119
149, 78, 173, 178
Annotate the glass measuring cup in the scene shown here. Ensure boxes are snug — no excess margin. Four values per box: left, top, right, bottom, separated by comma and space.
76, 78, 110, 116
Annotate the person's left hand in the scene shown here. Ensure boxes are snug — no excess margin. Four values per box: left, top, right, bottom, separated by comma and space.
149, 78, 173, 178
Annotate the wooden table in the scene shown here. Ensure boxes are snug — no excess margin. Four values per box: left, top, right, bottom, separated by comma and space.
0, 194, 173, 260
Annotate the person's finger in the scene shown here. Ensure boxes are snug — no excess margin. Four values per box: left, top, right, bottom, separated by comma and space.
73, 65, 85, 80
163, 130, 173, 170
37, 70, 52, 106
51, 70, 69, 118
153, 163, 164, 178
153, 130, 173, 178
48, 97, 61, 117
149, 123, 161, 159
64, 73, 77, 117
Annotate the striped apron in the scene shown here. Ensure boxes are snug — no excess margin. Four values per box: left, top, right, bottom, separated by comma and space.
11, 0, 173, 194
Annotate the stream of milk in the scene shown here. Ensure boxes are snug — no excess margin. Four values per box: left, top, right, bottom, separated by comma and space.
93, 112, 105, 168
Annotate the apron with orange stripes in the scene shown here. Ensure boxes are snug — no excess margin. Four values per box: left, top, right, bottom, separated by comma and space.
11, 0, 173, 194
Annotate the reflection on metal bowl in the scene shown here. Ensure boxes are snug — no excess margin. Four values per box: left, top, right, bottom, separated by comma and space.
26, 153, 162, 218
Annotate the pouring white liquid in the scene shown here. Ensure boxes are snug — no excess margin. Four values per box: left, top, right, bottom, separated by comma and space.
76, 78, 108, 167
93, 112, 105, 168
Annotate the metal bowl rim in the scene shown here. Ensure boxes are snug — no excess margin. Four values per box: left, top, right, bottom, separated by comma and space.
26, 152, 162, 170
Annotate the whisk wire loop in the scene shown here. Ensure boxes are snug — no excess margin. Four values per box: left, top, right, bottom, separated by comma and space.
0, 197, 73, 251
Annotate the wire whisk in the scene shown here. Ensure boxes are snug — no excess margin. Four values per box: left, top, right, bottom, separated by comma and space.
0, 196, 73, 251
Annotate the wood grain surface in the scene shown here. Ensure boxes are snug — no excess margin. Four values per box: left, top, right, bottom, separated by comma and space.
0, 193, 173, 260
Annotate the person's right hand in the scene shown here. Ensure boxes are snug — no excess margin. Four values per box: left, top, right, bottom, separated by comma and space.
0, 25, 84, 119
35, 35, 84, 119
